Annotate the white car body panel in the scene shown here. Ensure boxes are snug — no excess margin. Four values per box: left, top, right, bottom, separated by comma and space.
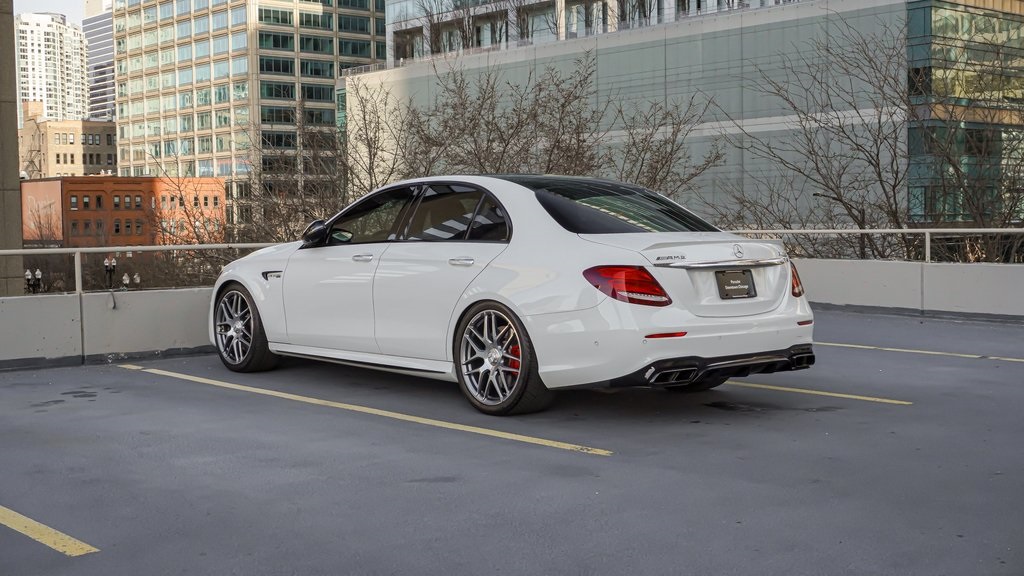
373, 241, 507, 360
211, 175, 814, 391
282, 242, 388, 353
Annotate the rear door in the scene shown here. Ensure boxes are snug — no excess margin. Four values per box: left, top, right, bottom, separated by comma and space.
373, 184, 510, 360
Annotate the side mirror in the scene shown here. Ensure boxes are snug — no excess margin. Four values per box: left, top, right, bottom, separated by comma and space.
301, 219, 328, 247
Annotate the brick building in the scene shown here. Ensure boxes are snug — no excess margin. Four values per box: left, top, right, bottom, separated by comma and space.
21, 176, 226, 248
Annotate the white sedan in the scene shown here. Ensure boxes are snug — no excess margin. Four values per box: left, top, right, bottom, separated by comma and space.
210, 175, 814, 415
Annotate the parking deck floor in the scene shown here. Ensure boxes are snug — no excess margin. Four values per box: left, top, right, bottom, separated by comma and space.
1, 308, 1022, 575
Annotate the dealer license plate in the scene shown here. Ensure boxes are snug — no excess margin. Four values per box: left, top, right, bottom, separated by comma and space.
715, 269, 756, 299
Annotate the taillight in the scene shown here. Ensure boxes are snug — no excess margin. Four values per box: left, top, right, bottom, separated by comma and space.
583, 266, 672, 307
791, 262, 805, 297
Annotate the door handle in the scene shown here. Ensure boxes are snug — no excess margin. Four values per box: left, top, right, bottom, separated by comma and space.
352, 253, 374, 262
448, 257, 475, 267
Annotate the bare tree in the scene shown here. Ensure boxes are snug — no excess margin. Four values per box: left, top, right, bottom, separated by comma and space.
697, 16, 916, 259
699, 13, 1024, 262
611, 93, 726, 198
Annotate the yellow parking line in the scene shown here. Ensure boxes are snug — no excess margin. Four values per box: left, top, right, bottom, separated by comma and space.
122, 366, 612, 457
725, 381, 913, 405
0, 505, 99, 557
818, 342, 1024, 363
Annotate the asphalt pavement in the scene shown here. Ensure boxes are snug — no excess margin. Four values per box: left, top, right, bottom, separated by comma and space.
1, 308, 1022, 576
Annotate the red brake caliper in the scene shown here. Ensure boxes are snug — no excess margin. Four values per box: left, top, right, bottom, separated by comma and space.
508, 345, 521, 375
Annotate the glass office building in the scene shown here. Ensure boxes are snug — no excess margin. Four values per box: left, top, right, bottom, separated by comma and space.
111, 0, 386, 208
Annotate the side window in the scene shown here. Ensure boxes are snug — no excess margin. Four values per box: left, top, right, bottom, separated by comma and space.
466, 196, 509, 241
329, 187, 414, 245
404, 185, 484, 241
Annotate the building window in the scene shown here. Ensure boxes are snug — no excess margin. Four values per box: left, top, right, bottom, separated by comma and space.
261, 106, 295, 123
55, 153, 61, 165
213, 11, 228, 30
71, 221, 79, 236
301, 84, 334, 102
338, 15, 370, 34
203, 196, 210, 207
83, 196, 91, 209
96, 220, 104, 234
135, 195, 143, 209
113, 219, 121, 234
125, 220, 133, 235
300, 60, 334, 78
259, 56, 294, 75
124, 195, 132, 209
83, 220, 91, 235
70, 196, 78, 210
136, 220, 144, 235
258, 8, 293, 25
305, 108, 336, 125
299, 12, 333, 30
96, 196, 103, 209
258, 32, 294, 51
340, 40, 371, 57
262, 132, 297, 148
114, 196, 121, 209
299, 35, 333, 54
260, 81, 295, 100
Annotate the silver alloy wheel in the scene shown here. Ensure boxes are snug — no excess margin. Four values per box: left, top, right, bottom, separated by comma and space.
215, 290, 253, 365
460, 309, 523, 406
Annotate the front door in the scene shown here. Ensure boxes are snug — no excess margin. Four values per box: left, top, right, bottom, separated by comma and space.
283, 187, 416, 353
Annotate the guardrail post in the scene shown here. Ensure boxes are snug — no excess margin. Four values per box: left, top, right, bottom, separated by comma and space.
924, 232, 931, 263
74, 251, 83, 293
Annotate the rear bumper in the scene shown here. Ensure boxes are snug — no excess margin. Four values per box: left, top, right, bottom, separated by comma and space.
607, 344, 815, 388
522, 294, 814, 389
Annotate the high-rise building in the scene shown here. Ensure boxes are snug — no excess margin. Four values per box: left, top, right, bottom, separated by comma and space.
15, 13, 89, 121
111, 0, 387, 195
84, 1, 117, 120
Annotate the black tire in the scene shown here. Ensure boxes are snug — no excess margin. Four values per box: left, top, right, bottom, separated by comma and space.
454, 301, 554, 415
213, 282, 278, 372
664, 374, 730, 393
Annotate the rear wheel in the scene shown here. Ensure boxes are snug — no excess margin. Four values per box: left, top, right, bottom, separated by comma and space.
664, 374, 730, 393
214, 283, 278, 372
455, 302, 554, 415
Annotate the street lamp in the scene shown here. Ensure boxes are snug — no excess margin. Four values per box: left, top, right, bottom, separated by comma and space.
103, 257, 117, 289
23, 269, 42, 294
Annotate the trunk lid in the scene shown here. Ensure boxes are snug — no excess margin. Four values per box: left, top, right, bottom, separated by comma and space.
579, 232, 790, 318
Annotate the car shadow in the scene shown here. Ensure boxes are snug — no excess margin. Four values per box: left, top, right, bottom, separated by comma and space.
268, 357, 830, 423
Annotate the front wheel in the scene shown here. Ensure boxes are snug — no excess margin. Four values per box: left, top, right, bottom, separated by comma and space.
455, 302, 554, 415
214, 283, 278, 372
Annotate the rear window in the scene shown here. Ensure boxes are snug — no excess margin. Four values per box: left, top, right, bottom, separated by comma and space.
507, 177, 718, 234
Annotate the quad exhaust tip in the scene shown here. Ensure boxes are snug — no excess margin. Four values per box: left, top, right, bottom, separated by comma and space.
650, 367, 698, 385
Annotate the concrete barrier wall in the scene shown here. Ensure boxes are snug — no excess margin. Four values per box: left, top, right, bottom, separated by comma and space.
0, 263, 1021, 369
0, 293, 82, 366
793, 259, 1024, 317
80, 288, 213, 362
1, 288, 213, 368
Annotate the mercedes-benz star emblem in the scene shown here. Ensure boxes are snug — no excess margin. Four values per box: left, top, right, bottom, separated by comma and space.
733, 244, 744, 258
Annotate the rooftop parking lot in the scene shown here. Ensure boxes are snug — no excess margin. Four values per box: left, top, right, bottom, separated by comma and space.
1, 308, 1022, 575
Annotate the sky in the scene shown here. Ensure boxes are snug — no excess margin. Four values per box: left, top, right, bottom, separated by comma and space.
14, 0, 84, 24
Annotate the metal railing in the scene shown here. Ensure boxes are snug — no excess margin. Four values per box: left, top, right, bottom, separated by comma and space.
2, 228, 1022, 296
732, 228, 1024, 263
0, 243, 275, 294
